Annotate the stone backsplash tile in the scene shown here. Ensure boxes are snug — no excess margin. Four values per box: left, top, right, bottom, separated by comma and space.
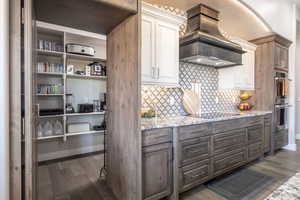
142, 63, 240, 118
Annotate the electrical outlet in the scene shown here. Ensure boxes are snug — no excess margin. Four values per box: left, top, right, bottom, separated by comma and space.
215, 97, 219, 104
232, 97, 236, 103
169, 97, 175, 106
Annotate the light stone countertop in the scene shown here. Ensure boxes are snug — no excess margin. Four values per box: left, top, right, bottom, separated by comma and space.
141, 111, 272, 131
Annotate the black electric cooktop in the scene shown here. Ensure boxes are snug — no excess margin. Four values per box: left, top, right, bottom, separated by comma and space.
192, 112, 241, 119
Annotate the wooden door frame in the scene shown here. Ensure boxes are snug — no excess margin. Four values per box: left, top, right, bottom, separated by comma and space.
10, 0, 37, 199
9, 0, 22, 199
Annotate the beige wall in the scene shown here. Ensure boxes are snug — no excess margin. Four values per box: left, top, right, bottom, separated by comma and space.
0, 0, 10, 199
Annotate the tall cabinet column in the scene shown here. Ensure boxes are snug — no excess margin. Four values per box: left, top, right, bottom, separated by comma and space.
106, 9, 142, 200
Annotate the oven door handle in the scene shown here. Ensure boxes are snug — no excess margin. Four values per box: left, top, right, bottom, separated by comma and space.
275, 77, 292, 82
275, 104, 292, 109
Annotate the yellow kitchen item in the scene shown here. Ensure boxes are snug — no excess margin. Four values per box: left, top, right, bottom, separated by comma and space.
239, 92, 251, 100
238, 102, 253, 111
182, 90, 201, 115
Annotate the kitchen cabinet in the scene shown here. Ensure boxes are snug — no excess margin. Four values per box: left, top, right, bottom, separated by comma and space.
218, 37, 256, 90
274, 43, 289, 71
142, 128, 173, 200
213, 148, 247, 176
141, 2, 185, 87
264, 115, 272, 153
142, 143, 172, 200
176, 116, 265, 193
179, 159, 211, 192
141, 114, 270, 199
250, 34, 292, 153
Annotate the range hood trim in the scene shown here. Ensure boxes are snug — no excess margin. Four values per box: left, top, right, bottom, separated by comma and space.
180, 31, 246, 54
180, 4, 245, 68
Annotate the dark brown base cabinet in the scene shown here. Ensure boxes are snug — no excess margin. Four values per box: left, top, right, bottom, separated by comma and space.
142, 115, 271, 200
142, 143, 173, 200
142, 128, 173, 200
264, 114, 272, 153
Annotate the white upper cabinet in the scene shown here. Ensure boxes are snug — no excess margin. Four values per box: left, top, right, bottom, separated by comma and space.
218, 37, 257, 90
142, 2, 185, 87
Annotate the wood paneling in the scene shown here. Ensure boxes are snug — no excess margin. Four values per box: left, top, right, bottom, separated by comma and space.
106, 10, 141, 200
213, 149, 247, 176
99, 0, 138, 12
178, 124, 212, 141
34, 0, 138, 34
142, 143, 172, 200
142, 128, 172, 147
250, 34, 292, 154
9, 0, 22, 199
24, 0, 38, 199
213, 129, 247, 154
179, 159, 211, 192
179, 136, 212, 167
264, 115, 272, 153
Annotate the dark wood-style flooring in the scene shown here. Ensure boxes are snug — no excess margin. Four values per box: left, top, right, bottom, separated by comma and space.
38, 142, 300, 200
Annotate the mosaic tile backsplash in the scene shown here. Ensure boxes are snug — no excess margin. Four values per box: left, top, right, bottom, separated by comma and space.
142, 63, 240, 118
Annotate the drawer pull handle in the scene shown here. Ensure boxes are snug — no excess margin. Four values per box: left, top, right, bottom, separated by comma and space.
187, 172, 205, 179
154, 135, 170, 140
186, 149, 204, 154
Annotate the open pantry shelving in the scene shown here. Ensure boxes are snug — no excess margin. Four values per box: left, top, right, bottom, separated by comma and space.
36, 21, 107, 143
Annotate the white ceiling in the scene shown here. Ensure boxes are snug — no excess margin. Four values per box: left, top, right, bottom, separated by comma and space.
144, 0, 271, 41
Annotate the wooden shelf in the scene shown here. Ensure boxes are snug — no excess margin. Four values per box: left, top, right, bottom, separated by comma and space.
66, 53, 106, 62
37, 49, 64, 57
37, 135, 64, 140
66, 74, 106, 80
37, 72, 65, 76
36, 94, 64, 96
66, 130, 105, 137
66, 112, 105, 117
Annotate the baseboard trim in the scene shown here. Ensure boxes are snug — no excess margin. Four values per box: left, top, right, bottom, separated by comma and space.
283, 143, 297, 151
38, 144, 104, 162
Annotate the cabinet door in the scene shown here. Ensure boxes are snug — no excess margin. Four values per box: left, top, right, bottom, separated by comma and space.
142, 15, 156, 83
275, 43, 289, 71
264, 120, 271, 153
218, 41, 256, 90
281, 47, 289, 70
244, 50, 255, 90
143, 143, 172, 200
155, 20, 179, 86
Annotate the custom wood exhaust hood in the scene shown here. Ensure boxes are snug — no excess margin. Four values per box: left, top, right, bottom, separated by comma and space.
34, 0, 138, 34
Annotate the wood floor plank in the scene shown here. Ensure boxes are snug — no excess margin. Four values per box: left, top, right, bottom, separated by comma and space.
38, 145, 300, 200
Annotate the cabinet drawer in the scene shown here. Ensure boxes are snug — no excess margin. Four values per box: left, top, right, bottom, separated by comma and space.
213, 149, 247, 176
213, 129, 247, 154
142, 128, 172, 147
264, 122, 272, 153
264, 114, 272, 123
248, 142, 263, 161
246, 116, 264, 127
179, 136, 211, 166
179, 159, 211, 192
178, 124, 212, 141
247, 125, 263, 144
213, 119, 244, 133
275, 129, 288, 150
